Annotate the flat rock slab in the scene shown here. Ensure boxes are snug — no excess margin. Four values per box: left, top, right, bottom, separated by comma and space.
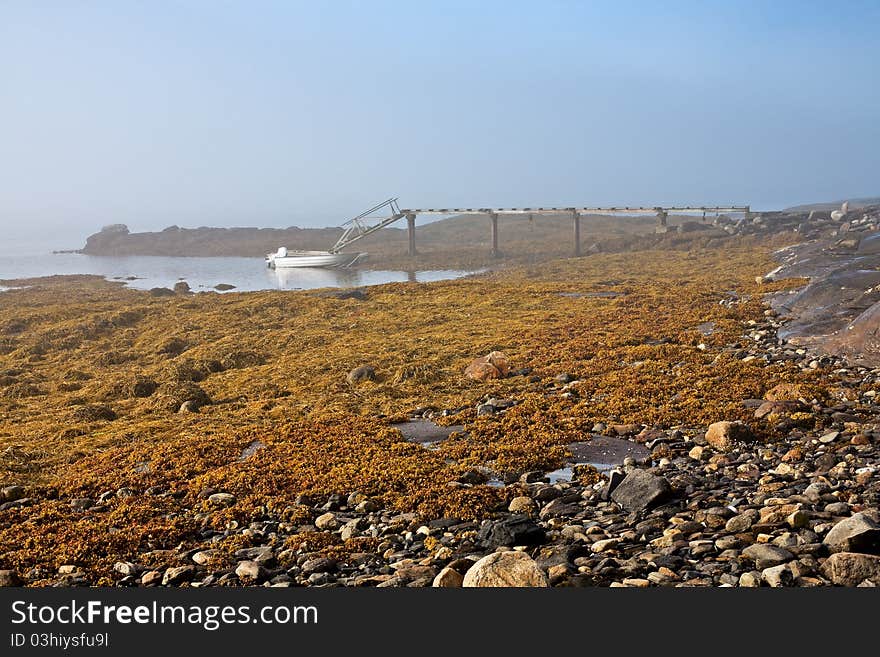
610, 469, 672, 513
567, 436, 650, 467
392, 420, 464, 444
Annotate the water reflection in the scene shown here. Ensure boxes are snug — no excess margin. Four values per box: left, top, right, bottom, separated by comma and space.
269, 267, 460, 289
0, 252, 478, 293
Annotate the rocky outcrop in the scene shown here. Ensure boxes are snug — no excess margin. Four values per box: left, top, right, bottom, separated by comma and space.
82, 224, 346, 257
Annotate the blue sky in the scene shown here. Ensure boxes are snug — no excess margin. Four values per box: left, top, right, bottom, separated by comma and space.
1, 0, 878, 243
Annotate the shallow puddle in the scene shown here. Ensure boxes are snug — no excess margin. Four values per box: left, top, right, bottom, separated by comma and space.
392, 419, 464, 444
567, 435, 650, 464
239, 440, 266, 461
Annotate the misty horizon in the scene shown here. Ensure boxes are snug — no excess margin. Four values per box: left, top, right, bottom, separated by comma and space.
2, 1, 879, 249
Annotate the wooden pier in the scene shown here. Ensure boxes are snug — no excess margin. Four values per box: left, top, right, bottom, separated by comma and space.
331, 200, 751, 257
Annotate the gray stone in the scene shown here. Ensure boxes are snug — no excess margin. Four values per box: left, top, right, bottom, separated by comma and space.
823, 513, 880, 554
207, 492, 235, 506
315, 512, 338, 530
113, 561, 138, 577
539, 498, 581, 520
462, 551, 549, 587
825, 502, 850, 515
179, 400, 200, 413
508, 496, 538, 515
0, 485, 25, 502
191, 550, 218, 566
70, 497, 94, 511
162, 565, 195, 586
762, 564, 794, 587
741, 544, 795, 569
301, 558, 337, 575
233, 546, 275, 564
804, 482, 830, 503
726, 509, 759, 533
477, 515, 546, 548
347, 365, 376, 385
235, 560, 266, 582
610, 469, 672, 513
476, 404, 495, 416
738, 571, 762, 587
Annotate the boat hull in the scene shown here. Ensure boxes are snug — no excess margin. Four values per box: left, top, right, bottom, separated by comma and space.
266, 251, 365, 269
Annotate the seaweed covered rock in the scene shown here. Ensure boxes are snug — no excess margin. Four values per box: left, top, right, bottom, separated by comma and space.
152, 382, 211, 413
159, 359, 211, 383
70, 404, 117, 422
220, 350, 265, 370
764, 383, 806, 401
158, 337, 189, 357
126, 374, 158, 398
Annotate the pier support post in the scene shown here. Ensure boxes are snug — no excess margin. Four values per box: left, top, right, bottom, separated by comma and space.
572, 210, 581, 256
489, 213, 500, 258
655, 207, 669, 234
406, 213, 417, 256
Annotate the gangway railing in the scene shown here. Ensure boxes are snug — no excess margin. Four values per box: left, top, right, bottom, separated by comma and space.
330, 198, 404, 252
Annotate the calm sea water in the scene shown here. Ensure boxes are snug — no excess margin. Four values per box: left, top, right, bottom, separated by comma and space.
0, 251, 477, 292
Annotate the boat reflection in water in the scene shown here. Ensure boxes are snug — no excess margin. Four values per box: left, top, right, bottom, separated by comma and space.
268, 267, 472, 290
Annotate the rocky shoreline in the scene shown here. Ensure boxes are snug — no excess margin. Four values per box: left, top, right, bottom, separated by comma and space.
4, 295, 879, 588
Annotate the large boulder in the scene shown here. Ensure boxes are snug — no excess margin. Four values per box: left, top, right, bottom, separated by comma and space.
822, 552, 880, 586
705, 421, 755, 452
462, 551, 549, 587
221, 350, 265, 370
464, 351, 509, 381
823, 513, 880, 554
152, 382, 211, 413
477, 515, 546, 548
609, 469, 671, 513
70, 404, 117, 423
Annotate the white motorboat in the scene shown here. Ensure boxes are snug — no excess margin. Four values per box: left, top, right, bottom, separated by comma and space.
266, 247, 366, 269
265, 198, 402, 269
